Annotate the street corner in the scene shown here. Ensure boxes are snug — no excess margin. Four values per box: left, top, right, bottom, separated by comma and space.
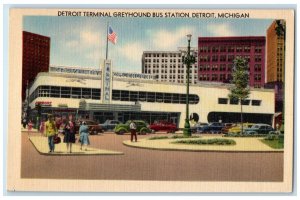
29, 136, 124, 156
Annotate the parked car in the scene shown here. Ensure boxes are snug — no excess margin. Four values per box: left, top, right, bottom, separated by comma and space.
244, 124, 274, 135
221, 123, 236, 134
114, 120, 152, 135
100, 120, 122, 131
228, 123, 255, 134
149, 121, 178, 133
197, 122, 225, 134
75, 120, 103, 135
191, 122, 208, 133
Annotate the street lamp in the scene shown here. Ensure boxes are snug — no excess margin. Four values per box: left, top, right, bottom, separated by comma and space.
182, 34, 196, 136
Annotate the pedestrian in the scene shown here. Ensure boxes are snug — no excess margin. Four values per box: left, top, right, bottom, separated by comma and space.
28, 120, 33, 131
40, 120, 45, 135
45, 114, 57, 153
129, 120, 137, 142
22, 118, 27, 129
79, 121, 90, 151
63, 118, 76, 153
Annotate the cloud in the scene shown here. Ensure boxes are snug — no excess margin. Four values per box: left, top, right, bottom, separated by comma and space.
116, 42, 145, 63
206, 23, 237, 36
151, 26, 196, 50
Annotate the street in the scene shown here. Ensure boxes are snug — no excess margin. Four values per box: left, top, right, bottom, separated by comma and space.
21, 131, 283, 182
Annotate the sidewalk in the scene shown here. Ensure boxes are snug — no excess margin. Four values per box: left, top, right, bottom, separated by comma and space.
29, 136, 124, 155
123, 135, 284, 152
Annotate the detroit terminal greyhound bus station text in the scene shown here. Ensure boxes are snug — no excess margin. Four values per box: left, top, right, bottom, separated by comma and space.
57, 11, 250, 18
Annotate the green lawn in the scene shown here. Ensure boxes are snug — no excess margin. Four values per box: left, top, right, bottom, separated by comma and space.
260, 139, 284, 149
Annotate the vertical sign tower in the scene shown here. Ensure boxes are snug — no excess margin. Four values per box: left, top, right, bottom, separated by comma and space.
101, 59, 113, 104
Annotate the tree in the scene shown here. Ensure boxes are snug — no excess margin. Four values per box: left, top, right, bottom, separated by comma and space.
228, 57, 250, 134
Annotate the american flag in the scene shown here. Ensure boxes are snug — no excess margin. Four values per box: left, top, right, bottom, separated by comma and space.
108, 26, 117, 44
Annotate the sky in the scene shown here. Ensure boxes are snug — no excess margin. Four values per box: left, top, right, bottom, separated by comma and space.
23, 16, 274, 73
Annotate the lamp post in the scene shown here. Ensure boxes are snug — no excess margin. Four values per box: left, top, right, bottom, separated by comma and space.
182, 34, 196, 136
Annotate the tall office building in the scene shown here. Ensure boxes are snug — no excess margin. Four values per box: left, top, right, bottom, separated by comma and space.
265, 20, 285, 115
198, 36, 266, 88
22, 31, 50, 101
142, 48, 198, 84
266, 20, 285, 83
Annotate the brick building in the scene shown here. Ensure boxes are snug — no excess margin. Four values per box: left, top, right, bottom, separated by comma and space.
22, 31, 50, 101
198, 36, 266, 88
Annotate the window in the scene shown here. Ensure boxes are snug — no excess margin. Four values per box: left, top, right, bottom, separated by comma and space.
220, 64, 226, 71
236, 46, 243, 52
92, 89, 100, 100
212, 74, 218, 81
227, 64, 233, 71
254, 74, 262, 81
60, 87, 71, 98
155, 92, 164, 102
220, 55, 226, 62
227, 55, 234, 62
228, 46, 235, 52
212, 65, 218, 71
71, 87, 81, 99
164, 93, 172, 103
82, 88, 91, 99
244, 46, 251, 52
255, 55, 262, 62
212, 55, 218, 61
241, 99, 250, 105
147, 92, 155, 102
220, 46, 226, 52
212, 46, 219, 52
252, 100, 261, 106
255, 46, 262, 53
230, 98, 239, 105
120, 91, 129, 101
129, 91, 138, 102
112, 90, 121, 100
254, 64, 261, 72
50, 86, 60, 98
219, 74, 226, 81
218, 98, 228, 104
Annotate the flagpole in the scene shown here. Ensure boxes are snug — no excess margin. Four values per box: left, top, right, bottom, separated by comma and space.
106, 22, 109, 60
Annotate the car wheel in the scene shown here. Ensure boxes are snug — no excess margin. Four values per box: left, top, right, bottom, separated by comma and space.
118, 130, 125, 135
140, 129, 147, 135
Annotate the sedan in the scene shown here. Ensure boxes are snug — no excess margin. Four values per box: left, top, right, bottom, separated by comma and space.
75, 120, 103, 135
244, 124, 274, 135
149, 121, 178, 133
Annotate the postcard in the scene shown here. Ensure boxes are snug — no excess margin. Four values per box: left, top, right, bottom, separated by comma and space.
7, 8, 294, 192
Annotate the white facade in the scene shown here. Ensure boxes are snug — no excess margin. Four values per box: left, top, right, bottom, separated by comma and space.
142, 48, 198, 84
29, 68, 275, 128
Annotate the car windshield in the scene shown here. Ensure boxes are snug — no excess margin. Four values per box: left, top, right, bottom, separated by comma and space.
251, 125, 260, 129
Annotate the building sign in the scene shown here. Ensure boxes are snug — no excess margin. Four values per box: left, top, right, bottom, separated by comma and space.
101, 60, 112, 103
113, 72, 154, 80
49, 66, 101, 76
35, 101, 52, 106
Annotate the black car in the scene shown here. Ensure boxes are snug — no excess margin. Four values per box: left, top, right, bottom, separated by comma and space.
100, 120, 122, 131
244, 124, 274, 135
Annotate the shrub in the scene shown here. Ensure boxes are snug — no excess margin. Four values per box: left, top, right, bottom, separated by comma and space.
224, 133, 268, 138
148, 136, 168, 140
171, 135, 200, 139
172, 138, 236, 145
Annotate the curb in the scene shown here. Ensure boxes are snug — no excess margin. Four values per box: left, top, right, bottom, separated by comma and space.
122, 141, 284, 153
28, 137, 124, 156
